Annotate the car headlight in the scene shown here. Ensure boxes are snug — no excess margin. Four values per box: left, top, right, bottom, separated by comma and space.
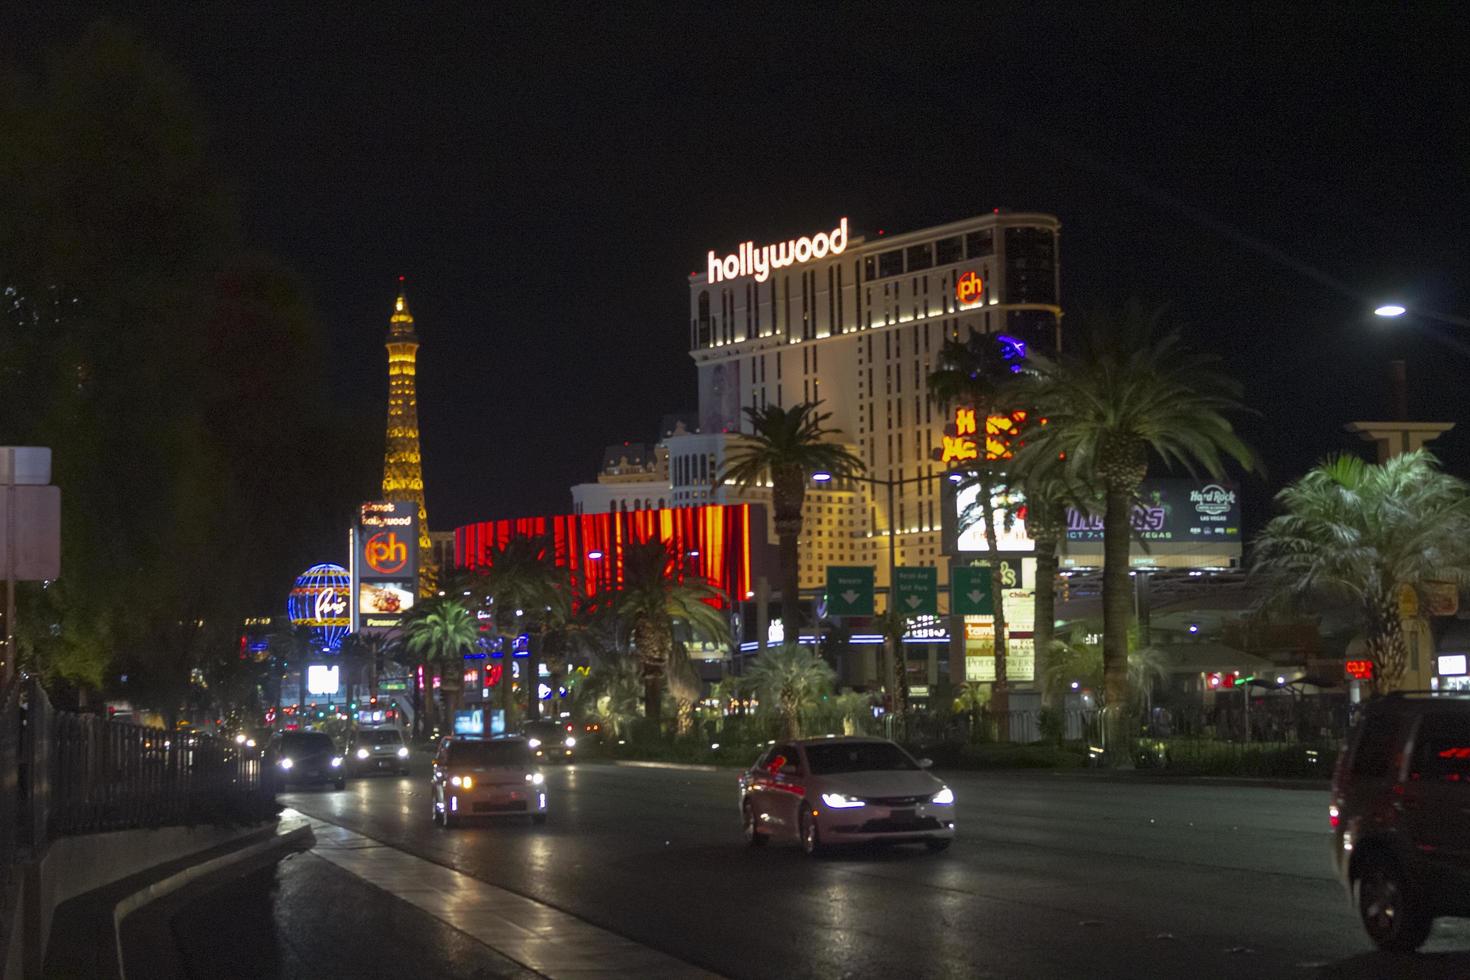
451, 775, 473, 788
356, 748, 370, 760
820, 792, 865, 809
235, 733, 247, 745
397, 746, 410, 758
245, 738, 256, 748
330, 757, 343, 768
526, 772, 544, 785
564, 736, 576, 747
528, 738, 542, 748
931, 786, 955, 805
278, 757, 293, 770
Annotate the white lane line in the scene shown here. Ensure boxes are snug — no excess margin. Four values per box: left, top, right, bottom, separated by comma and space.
283, 810, 721, 980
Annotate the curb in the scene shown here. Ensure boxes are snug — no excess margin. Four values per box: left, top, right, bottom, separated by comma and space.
111, 817, 314, 979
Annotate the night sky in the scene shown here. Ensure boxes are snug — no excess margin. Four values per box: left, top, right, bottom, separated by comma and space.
11, 4, 1468, 534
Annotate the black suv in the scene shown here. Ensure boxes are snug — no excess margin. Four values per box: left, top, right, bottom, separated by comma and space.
1330, 692, 1470, 951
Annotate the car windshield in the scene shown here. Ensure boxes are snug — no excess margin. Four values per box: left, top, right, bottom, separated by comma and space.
804, 741, 918, 775
361, 729, 403, 746
522, 722, 562, 738
447, 740, 531, 767
280, 733, 334, 755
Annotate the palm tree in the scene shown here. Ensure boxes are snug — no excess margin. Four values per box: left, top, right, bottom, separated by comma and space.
573, 654, 642, 740
1019, 305, 1254, 707
1253, 450, 1470, 692
872, 607, 910, 724
472, 536, 570, 725
665, 641, 704, 737
744, 643, 836, 740
719, 401, 864, 632
1020, 476, 1072, 709
613, 539, 730, 726
402, 596, 479, 731
928, 329, 1029, 721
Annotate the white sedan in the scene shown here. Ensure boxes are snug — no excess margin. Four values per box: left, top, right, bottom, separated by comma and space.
739, 737, 955, 855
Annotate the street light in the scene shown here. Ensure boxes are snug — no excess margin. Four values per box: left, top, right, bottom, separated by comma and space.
1372, 302, 1470, 328
1374, 304, 1407, 318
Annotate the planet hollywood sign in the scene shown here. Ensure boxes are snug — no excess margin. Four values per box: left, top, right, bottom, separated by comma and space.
706, 218, 850, 284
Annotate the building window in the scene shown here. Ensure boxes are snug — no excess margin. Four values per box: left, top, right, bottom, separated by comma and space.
878, 249, 904, 278
965, 229, 994, 258
1005, 226, 1058, 306
935, 236, 963, 265
906, 243, 933, 271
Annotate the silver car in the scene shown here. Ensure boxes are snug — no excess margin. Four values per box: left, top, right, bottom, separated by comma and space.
739, 737, 956, 855
431, 735, 548, 828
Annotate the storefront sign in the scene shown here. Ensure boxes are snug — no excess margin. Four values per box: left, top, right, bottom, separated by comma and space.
1439, 654, 1467, 677
706, 218, 849, 284
1345, 659, 1375, 680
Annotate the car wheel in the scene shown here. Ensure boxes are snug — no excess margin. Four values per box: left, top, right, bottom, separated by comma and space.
742, 801, 767, 847
1358, 853, 1432, 952
925, 839, 952, 853
799, 804, 826, 857
531, 813, 547, 826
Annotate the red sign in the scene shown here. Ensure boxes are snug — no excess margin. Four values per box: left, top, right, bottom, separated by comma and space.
1345, 659, 1375, 680
364, 530, 410, 575
955, 270, 984, 306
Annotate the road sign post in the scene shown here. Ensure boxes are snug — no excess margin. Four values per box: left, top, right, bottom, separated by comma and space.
825, 566, 875, 617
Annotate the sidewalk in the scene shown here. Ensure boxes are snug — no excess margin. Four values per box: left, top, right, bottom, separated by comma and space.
159, 849, 540, 980
138, 811, 721, 980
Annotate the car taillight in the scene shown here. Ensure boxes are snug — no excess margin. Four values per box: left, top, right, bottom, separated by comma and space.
1329, 804, 1340, 829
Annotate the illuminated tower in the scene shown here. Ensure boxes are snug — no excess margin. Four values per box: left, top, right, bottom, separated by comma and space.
382, 280, 436, 595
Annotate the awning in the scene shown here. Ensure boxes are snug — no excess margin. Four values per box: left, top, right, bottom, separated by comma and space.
1152, 642, 1277, 675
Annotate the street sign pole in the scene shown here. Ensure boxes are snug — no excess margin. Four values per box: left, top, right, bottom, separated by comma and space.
4, 448, 14, 686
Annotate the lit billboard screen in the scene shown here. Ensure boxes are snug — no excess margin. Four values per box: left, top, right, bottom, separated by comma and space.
356, 500, 419, 631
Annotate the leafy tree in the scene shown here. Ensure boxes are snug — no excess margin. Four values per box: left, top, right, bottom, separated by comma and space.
470, 536, 570, 725
719, 402, 864, 632
402, 596, 479, 730
612, 540, 728, 726
1018, 306, 1254, 707
1252, 451, 1470, 692
744, 643, 836, 740
0, 24, 363, 712
928, 329, 1028, 722
573, 655, 642, 740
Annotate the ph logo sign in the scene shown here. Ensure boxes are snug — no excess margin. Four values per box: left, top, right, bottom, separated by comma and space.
955, 270, 984, 307
364, 531, 410, 575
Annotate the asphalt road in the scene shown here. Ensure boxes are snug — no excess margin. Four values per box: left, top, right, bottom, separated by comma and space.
278, 761, 1470, 980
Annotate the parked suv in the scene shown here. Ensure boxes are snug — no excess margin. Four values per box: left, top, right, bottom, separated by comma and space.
1330, 692, 1470, 951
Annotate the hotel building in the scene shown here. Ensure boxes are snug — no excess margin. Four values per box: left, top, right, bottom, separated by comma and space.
573, 210, 1062, 600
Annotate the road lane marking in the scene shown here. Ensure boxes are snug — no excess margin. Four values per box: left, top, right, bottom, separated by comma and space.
285, 810, 722, 980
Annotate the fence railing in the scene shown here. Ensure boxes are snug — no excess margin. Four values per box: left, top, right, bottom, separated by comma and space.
6, 674, 274, 854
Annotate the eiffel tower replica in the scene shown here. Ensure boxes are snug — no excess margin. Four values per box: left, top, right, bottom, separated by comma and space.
382, 279, 437, 597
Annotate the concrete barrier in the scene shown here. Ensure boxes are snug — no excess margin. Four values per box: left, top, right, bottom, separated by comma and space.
3, 817, 301, 980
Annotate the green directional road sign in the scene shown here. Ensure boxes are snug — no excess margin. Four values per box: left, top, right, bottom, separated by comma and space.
825, 566, 875, 617
893, 566, 938, 616
952, 566, 993, 616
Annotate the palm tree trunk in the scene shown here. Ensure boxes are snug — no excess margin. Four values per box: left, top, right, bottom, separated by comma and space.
979, 473, 1009, 738
778, 528, 802, 633
643, 671, 662, 725
1101, 487, 1133, 707
1365, 588, 1408, 695
1033, 533, 1059, 709
676, 698, 694, 736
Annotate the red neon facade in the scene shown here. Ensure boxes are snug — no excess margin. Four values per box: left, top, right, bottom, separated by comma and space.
454, 504, 759, 609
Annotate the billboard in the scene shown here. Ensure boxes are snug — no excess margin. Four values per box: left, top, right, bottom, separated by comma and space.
943, 479, 1032, 554
356, 501, 419, 631
1065, 480, 1240, 544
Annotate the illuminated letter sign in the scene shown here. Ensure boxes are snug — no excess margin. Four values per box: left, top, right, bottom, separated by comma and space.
706, 217, 849, 284
313, 587, 348, 621
364, 531, 409, 575
956, 270, 985, 307
1344, 659, 1374, 680
939, 406, 1027, 464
